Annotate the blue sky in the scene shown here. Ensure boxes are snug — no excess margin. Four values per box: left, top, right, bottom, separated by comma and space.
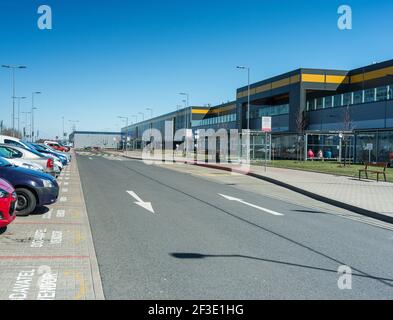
0, 0, 392, 138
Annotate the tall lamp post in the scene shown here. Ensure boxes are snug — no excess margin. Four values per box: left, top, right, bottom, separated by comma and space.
31, 91, 42, 142
2, 65, 27, 137
118, 116, 129, 151
385, 75, 393, 129
21, 111, 31, 140
236, 66, 251, 131
13, 96, 27, 136
179, 93, 190, 129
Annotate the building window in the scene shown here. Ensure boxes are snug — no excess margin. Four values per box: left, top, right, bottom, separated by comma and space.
353, 90, 363, 104
316, 98, 324, 109
325, 96, 333, 108
364, 88, 376, 103
376, 86, 388, 101
343, 92, 352, 106
333, 94, 342, 107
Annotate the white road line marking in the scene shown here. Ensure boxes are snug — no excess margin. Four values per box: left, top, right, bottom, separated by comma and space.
126, 190, 155, 213
62, 188, 68, 193
219, 194, 284, 216
60, 197, 67, 202
64, 182, 69, 186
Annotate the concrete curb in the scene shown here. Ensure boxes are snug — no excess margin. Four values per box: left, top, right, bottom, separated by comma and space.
195, 162, 393, 225
74, 152, 106, 300
112, 151, 393, 225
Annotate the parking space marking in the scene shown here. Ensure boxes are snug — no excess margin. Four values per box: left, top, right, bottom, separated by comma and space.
56, 209, 66, 218
42, 210, 53, 219
50, 231, 63, 245
31, 229, 47, 248
9, 269, 36, 300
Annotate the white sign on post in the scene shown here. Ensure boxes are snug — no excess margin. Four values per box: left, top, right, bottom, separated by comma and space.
262, 117, 272, 133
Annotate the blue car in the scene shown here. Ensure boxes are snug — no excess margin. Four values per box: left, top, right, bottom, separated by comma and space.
26, 142, 68, 166
0, 157, 59, 216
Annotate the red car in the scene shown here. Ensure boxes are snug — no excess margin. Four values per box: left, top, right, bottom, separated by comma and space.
44, 141, 69, 152
0, 178, 17, 228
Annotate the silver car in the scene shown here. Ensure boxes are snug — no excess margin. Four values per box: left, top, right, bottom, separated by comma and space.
0, 144, 59, 177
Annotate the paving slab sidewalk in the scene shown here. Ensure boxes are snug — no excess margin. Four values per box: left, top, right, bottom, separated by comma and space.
110, 150, 393, 222
0, 151, 104, 300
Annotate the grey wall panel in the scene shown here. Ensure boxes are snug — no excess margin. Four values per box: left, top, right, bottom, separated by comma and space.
74, 133, 121, 149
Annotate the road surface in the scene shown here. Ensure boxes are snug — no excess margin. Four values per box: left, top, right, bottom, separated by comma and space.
77, 152, 393, 299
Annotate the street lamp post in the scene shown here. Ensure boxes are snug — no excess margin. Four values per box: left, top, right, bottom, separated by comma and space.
118, 116, 129, 151
31, 92, 42, 142
179, 93, 190, 129
146, 108, 153, 119
138, 112, 145, 122
21, 111, 31, 139
13, 96, 27, 136
385, 75, 393, 129
237, 66, 251, 131
2, 65, 27, 137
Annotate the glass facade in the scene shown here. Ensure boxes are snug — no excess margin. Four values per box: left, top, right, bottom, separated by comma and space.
306, 84, 393, 111
192, 113, 237, 127
249, 104, 289, 119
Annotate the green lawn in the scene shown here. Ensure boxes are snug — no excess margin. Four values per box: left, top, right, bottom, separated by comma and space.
254, 160, 393, 183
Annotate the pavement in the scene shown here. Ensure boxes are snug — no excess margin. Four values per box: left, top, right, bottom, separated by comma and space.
112, 150, 393, 221
76, 150, 393, 299
0, 152, 104, 300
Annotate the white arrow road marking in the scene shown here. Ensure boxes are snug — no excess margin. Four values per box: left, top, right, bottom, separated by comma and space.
126, 191, 155, 213
219, 194, 284, 216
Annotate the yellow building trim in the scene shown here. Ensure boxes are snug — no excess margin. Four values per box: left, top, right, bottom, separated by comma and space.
301, 74, 325, 83
325, 75, 349, 84
350, 66, 393, 83
192, 109, 210, 114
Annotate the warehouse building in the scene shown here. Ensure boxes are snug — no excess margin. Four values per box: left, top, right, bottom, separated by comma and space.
69, 131, 121, 149
122, 59, 393, 164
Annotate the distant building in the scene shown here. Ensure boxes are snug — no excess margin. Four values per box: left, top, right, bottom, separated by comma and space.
69, 131, 121, 149
122, 59, 393, 164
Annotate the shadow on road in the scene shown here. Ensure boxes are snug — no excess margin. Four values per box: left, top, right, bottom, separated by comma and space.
0, 227, 7, 235
170, 252, 393, 284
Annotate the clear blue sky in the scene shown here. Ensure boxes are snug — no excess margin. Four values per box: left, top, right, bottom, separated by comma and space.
0, 0, 392, 138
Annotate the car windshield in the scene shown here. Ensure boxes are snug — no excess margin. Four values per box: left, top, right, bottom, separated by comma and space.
0, 157, 12, 167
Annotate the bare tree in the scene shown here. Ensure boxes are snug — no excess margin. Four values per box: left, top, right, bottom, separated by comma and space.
295, 108, 307, 161
342, 104, 354, 166
0, 127, 22, 139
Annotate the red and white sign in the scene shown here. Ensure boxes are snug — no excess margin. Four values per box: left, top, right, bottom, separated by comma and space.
262, 117, 272, 132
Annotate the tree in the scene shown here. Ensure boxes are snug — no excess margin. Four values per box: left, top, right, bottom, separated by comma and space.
342, 104, 354, 166
0, 127, 22, 139
295, 108, 308, 161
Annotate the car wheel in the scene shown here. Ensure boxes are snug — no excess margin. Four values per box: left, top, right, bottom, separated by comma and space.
15, 188, 37, 217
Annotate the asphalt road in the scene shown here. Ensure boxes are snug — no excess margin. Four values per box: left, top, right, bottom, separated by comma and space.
77, 153, 393, 299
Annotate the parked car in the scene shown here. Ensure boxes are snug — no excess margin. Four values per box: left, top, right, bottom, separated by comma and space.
0, 146, 45, 172
0, 157, 59, 216
0, 135, 32, 149
0, 144, 59, 177
0, 178, 17, 228
44, 141, 69, 152
31, 143, 70, 165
